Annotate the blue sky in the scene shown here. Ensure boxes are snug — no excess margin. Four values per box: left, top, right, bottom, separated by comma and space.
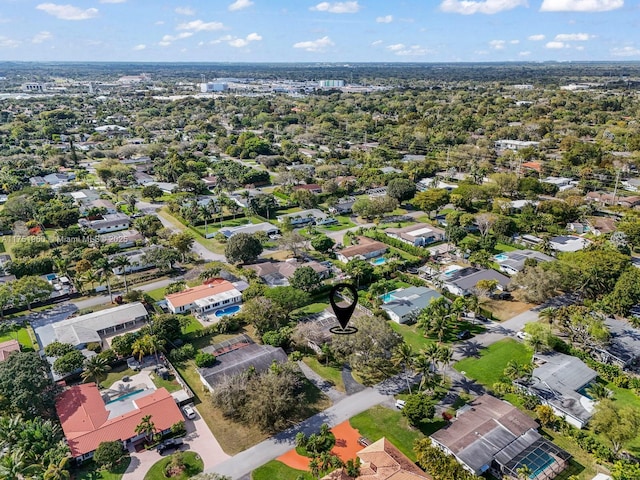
0, 0, 638, 62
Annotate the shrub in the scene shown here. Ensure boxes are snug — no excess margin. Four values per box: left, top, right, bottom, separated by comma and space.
194, 352, 216, 368
86, 342, 102, 353
168, 344, 196, 363
94, 441, 127, 468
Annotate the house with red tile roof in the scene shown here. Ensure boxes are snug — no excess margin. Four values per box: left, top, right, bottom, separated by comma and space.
0, 339, 20, 362
322, 437, 432, 479
56, 383, 183, 461
165, 279, 242, 314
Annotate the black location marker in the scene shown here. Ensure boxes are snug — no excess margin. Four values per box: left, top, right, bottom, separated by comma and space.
329, 283, 358, 335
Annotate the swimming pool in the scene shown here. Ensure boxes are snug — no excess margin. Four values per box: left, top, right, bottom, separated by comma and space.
494, 253, 509, 262
443, 265, 463, 277
379, 289, 401, 303
45, 273, 57, 281
518, 450, 555, 478
215, 305, 241, 317
371, 257, 386, 265
106, 389, 144, 404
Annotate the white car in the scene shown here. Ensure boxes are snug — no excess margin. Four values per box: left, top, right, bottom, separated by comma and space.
395, 399, 406, 410
182, 405, 197, 420
516, 331, 530, 340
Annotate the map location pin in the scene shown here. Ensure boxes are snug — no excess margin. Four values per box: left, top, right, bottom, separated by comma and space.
329, 283, 358, 335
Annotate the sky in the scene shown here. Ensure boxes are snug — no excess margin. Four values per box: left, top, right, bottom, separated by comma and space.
0, 0, 639, 62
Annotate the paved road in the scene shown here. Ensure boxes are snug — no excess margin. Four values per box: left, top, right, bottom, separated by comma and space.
70, 277, 176, 310
207, 386, 392, 479
324, 220, 375, 245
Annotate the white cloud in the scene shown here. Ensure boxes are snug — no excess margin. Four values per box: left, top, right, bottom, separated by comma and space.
519, 50, 532, 56
528, 34, 545, 41
229, 32, 262, 47
440, 0, 527, 15
540, 0, 623, 12
386, 43, 429, 56
155, 20, 165, 25
376, 15, 393, 23
133, 44, 146, 50
510, 39, 520, 44
293, 36, 334, 52
371, 40, 383, 46
177, 20, 225, 32
32, 31, 53, 43
545, 41, 568, 49
611, 46, 640, 57
99, 0, 126, 3
36, 3, 99, 20
228, 0, 254, 11
0, 36, 20, 48
554, 33, 591, 41
489, 39, 506, 49
310, 2, 361, 13
159, 31, 193, 46
175, 7, 195, 15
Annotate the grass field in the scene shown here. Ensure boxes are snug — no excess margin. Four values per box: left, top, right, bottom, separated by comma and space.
252, 460, 314, 480
150, 372, 183, 393
389, 322, 434, 351
350, 406, 438, 461
302, 356, 345, 392
180, 316, 203, 335
73, 457, 131, 480
102, 364, 138, 389
454, 338, 532, 387
291, 302, 329, 320
0, 326, 34, 350
144, 451, 203, 480
482, 298, 536, 321
319, 215, 357, 232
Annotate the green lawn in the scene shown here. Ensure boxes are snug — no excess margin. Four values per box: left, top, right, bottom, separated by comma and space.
252, 460, 314, 480
101, 364, 138, 389
605, 383, 640, 453
350, 406, 441, 461
291, 302, 329, 319
302, 356, 345, 392
454, 338, 532, 387
150, 372, 183, 393
144, 451, 203, 480
180, 316, 203, 335
146, 286, 166, 302
0, 326, 34, 350
319, 215, 357, 232
72, 457, 131, 480
494, 242, 522, 253
389, 322, 435, 352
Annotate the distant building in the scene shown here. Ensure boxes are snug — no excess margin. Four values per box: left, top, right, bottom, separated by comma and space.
200, 82, 228, 92
245, 260, 329, 287
596, 317, 640, 370
329, 197, 356, 215
293, 183, 323, 194
336, 237, 388, 263
511, 84, 534, 90
219, 222, 279, 239
430, 394, 570, 478
384, 223, 445, 247
541, 176, 576, 192
494, 139, 540, 151
276, 209, 327, 226
165, 279, 242, 315
318, 80, 345, 88
21, 83, 45, 92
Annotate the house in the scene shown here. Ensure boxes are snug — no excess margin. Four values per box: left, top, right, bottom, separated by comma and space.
56, 383, 183, 461
165, 279, 243, 314
439, 267, 510, 296
622, 178, 640, 192
430, 394, 570, 479
197, 334, 287, 392
296, 310, 340, 353
549, 235, 590, 253
322, 437, 432, 480
385, 223, 445, 247
89, 199, 118, 214
541, 177, 576, 192
276, 209, 327, 226
586, 217, 617, 236
134, 172, 154, 185
494, 249, 554, 275
219, 222, 279, 239
0, 339, 20, 362
34, 302, 149, 351
79, 213, 131, 234
494, 139, 540, 151
329, 197, 356, 214
366, 187, 388, 198
68, 189, 102, 208
379, 166, 402, 175
586, 191, 640, 208
416, 178, 458, 192
517, 352, 598, 429
380, 286, 442, 324
245, 259, 329, 287
566, 223, 585, 234
97, 229, 144, 248
595, 317, 640, 369
109, 248, 156, 274
336, 237, 388, 263
293, 183, 323, 194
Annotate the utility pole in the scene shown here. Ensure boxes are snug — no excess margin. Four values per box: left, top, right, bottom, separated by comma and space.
612, 169, 621, 206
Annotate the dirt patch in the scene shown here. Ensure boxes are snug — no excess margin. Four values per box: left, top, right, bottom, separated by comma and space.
483, 299, 536, 321
330, 421, 363, 463
277, 449, 310, 471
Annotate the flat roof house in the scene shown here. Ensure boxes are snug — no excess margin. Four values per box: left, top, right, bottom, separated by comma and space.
517, 352, 597, 429
381, 286, 442, 324
80, 213, 131, 234
219, 222, 280, 239
336, 237, 388, 263
56, 383, 183, 461
328, 197, 356, 215
385, 223, 445, 247
34, 302, 149, 351
439, 267, 510, 297
494, 249, 555, 275
595, 317, 640, 370
276, 209, 327, 226
165, 279, 242, 315
245, 260, 329, 287
197, 334, 287, 392
430, 394, 570, 479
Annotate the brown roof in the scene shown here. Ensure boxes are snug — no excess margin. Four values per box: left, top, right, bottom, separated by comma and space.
430, 395, 538, 455
322, 437, 430, 480
294, 183, 322, 192
56, 383, 183, 457
0, 339, 20, 361
587, 216, 617, 234
338, 237, 388, 259
246, 260, 328, 279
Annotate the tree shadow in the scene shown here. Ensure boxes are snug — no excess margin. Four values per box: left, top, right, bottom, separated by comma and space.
455, 340, 484, 359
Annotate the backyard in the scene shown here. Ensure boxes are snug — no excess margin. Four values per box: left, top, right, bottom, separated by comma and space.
72, 458, 131, 480
252, 460, 314, 480
0, 325, 34, 350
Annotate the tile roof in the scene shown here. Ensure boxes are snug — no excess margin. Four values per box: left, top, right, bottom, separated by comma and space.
0, 339, 20, 361
338, 237, 388, 259
56, 383, 183, 458
165, 279, 237, 308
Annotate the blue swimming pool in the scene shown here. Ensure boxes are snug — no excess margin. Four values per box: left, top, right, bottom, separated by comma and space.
518, 450, 555, 478
215, 305, 241, 317
380, 293, 396, 303
371, 257, 386, 265
45, 273, 57, 281
494, 253, 509, 262
106, 389, 144, 404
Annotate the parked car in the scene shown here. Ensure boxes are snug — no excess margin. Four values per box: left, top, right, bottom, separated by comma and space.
182, 404, 196, 420
456, 330, 472, 340
516, 331, 530, 340
358, 437, 371, 447
156, 438, 183, 454
395, 399, 406, 410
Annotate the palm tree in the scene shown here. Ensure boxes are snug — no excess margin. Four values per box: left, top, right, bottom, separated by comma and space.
0, 449, 38, 480
199, 266, 221, 281
111, 255, 132, 293
538, 307, 557, 330
43, 457, 70, 480
95, 258, 114, 303
436, 344, 453, 373
81, 355, 112, 386
81, 269, 99, 293
585, 382, 612, 400
132, 334, 165, 364
134, 415, 156, 445
199, 201, 215, 236
413, 355, 438, 394
503, 360, 532, 382
123, 194, 137, 214
392, 342, 415, 393
517, 464, 533, 480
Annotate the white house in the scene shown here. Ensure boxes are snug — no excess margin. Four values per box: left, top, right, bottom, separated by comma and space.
165, 279, 242, 315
